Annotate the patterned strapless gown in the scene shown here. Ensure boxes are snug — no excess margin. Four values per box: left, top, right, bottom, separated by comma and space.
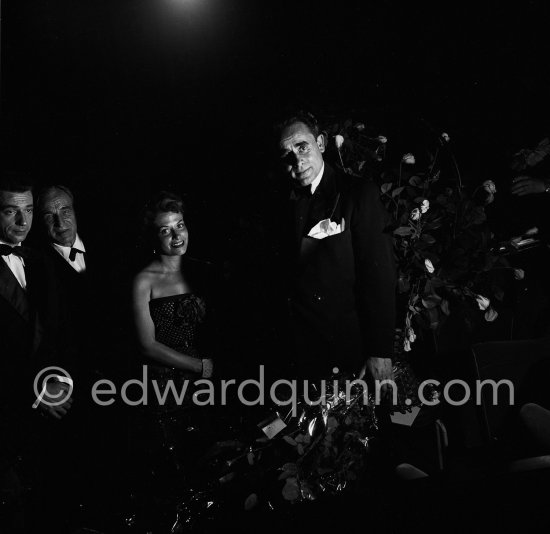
131, 293, 209, 496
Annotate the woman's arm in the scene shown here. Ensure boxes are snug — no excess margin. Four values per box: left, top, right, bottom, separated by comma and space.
132, 273, 203, 374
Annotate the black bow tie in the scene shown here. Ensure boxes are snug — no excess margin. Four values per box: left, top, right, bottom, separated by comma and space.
0, 244, 29, 258
69, 247, 84, 261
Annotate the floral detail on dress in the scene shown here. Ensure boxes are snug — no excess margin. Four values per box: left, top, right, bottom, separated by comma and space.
174, 294, 206, 326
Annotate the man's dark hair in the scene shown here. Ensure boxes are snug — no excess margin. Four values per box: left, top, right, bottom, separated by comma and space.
274, 110, 321, 139
36, 185, 75, 213
0, 173, 34, 197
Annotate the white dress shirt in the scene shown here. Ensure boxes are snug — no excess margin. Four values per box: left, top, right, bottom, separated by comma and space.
0, 240, 27, 289
52, 234, 87, 273
309, 163, 325, 195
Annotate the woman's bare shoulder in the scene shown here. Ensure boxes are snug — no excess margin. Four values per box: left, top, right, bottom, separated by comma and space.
133, 261, 161, 290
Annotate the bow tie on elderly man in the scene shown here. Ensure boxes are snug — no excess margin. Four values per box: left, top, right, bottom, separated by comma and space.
69, 247, 84, 262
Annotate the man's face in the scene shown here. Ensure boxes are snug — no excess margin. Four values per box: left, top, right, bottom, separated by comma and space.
40, 190, 78, 247
0, 190, 34, 245
279, 121, 325, 187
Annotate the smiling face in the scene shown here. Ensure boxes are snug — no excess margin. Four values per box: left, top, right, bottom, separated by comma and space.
154, 211, 188, 256
40, 189, 77, 247
0, 190, 34, 244
279, 121, 326, 187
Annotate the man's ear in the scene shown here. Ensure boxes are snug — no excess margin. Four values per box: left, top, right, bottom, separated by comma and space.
316, 132, 326, 153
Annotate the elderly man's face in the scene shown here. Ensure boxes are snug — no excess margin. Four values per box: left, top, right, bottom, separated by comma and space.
41, 189, 78, 247
0, 190, 34, 245
279, 121, 326, 187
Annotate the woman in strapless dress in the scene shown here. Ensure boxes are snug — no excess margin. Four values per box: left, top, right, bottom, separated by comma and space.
130, 191, 215, 496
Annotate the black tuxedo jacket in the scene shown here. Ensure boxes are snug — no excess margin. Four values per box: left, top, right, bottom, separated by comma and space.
0, 249, 58, 460
41, 243, 99, 367
0, 250, 57, 368
282, 164, 396, 375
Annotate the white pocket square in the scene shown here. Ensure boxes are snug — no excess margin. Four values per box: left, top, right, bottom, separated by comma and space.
308, 218, 345, 239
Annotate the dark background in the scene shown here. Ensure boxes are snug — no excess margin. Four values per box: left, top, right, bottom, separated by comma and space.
1, 0, 549, 259
2, 3, 550, 528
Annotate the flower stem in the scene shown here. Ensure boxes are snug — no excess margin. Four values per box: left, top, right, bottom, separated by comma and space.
398, 162, 402, 188
449, 150, 463, 191
338, 148, 345, 171
428, 147, 440, 176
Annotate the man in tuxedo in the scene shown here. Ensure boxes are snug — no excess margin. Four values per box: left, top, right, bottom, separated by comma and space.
36, 185, 98, 372
0, 182, 39, 364
0, 178, 71, 532
274, 111, 396, 387
36, 185, 114, 510
0, 179, 68, 416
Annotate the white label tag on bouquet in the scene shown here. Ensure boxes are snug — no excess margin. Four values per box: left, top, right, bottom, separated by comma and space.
259, 416, 287, 439
390, 405, 421, 427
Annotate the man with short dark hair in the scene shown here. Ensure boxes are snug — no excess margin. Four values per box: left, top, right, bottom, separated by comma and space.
274, 111, 396, 386
0, 179, 39, 371
0, 177, 70, 411
0, 178, 60, 383
0, 177, 70, 531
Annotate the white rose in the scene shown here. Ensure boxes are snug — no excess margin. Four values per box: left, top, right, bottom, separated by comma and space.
355, 123, 366, 131
334, 135, 344, 149
404, 339, 411, 352
376, 135, 388, 144
441, 132, 451, 142
406, 327, 416, 343
420, 199, 430, 214
482, 180, 497, 194
513, 268, 525, 280
402, 153, 416, 165
484, 308, 499, 322
410, 208, 421, 221
424, 258, 435, 274
475, 294, 491, 311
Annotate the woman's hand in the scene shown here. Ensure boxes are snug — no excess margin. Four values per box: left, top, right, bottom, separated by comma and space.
511, 175, 548, 196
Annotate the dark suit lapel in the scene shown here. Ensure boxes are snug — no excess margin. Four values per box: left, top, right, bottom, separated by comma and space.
46, 243, 91, 283
25, 253, 53, 354
0, 258, 30, 321
50, 246, 79, 279
292, 196, 310, 248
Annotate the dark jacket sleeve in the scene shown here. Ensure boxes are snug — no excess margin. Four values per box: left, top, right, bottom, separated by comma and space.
350, 180, 396, 360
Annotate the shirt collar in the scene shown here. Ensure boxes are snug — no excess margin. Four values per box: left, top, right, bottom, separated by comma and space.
310, 162, 325, 195
0, 240, 25, 267
0, 240, 22, 247
52, 233, 86, 255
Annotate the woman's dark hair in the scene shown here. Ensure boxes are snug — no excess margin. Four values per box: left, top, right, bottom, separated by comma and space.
141, 190, 185, 244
